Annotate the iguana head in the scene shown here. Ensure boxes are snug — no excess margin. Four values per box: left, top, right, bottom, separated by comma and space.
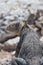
7, 21, 25, 36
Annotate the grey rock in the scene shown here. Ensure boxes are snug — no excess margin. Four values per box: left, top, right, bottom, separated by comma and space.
11, 58, 27, 65
15, 27, 43, 65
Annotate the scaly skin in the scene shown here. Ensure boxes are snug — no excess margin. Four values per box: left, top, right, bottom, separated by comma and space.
7, 22, 25, 36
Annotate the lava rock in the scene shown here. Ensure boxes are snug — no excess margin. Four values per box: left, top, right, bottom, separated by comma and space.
15, 27, 43, 65
11, 58, 27, 65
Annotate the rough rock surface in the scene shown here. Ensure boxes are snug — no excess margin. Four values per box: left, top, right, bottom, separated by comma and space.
15, 28, 43, 65
0, 50, 12, 65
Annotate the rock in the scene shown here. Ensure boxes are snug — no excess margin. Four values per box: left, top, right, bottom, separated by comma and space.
4, 37, 20, 46
34, 15, 43, 36
15, 27, 40, 57
38, 10, 43, 16
11, 51, 16, 56
15, 27, 42, 65
38, 16, 43, 22
4, 15, 15, 21
0, 13, 4, 19
41, 27, 43, 36
0, 50, 12, 65
3, 43, 16, 52
0, 43, 4, 50
31, 57, 40, 65
37, 15, 43, 23
0, 33, 18, 43
35, 21, 42, 29
0, 50, 12, 59
40, 36, 43, 42
40, 57, 43, 65
27, 24, 39, 32
3, 37, 20, 51
11, 58, 27, 65
0, 37, 20, 52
